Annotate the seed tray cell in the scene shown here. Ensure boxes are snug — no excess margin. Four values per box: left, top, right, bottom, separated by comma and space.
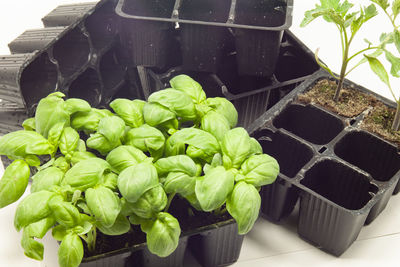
116, 0, 293, 76
247, 69, 400, 255
42, 2, 99, 27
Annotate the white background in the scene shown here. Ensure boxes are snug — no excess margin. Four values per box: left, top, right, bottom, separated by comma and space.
0, 1, 400, 267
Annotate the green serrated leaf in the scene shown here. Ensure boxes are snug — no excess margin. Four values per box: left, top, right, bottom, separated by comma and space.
365, 55, 391, 87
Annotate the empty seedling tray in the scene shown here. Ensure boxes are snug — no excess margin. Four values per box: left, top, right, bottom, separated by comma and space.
115, 0, 293, 76
247, 69, 400, 256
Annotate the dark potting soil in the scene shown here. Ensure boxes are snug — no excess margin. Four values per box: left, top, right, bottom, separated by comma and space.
83, 196, 231, 257
297, 78, 400, 147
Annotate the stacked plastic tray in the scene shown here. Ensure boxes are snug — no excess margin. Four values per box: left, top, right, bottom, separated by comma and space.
247, 69, 400, 256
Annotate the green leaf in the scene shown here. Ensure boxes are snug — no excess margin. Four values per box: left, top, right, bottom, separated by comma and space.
394, 30, 400, 54
21, 228, 44, 261
106, 145, 149, 174
86, 186, 121, 227
363, 4, 378, 22
118, 163, 159, 203
166, 128, 220, 161
110, 99, 145, 128
47, 122, 65, 150
144, 212, 181, 257
221, 128, 253, 169
393, 0, 400, 18
206, 97, 238, 128
365, 55, 391, 87
100, 172, 118, 190
164, 172, 196, 197
169, 75, 206, 104
58, 233, 83, 267
62, 158, 111, 191
70, 108, 109, 133
25, 217, 55, 239
385, 50, 400, 77
64, 98, 91, 115
70, 151, 96, 165
226, 181, 261, 235
52, 225, 68, 241
87, 133, 120, 156
97, 116, 126, 145
148, 88, 197, 121
54, 156, 70, 173
154, 155, 197, 177
128, 185, 167, 219
143, 102, 176, 127
124, 124, 165, 157
35, 93, 70, 139
370, 0, 389, 10
96, 213, 130, 236
249, 137, 263, 155
0, 130, 53, 158
201, 111, 230, 141
31, 166, 64, 193
240, 154, 279, 187
59, 127, 80, 157
0, 160, 30, 208
22, 118, 35, 131
195, 166, 234, 211
49, 197, 82, 228
14, 191, 56, 231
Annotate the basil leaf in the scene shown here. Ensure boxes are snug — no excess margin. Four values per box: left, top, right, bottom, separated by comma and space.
128, 185, 167, 219
125, 124, 165, 156
14, 191, 56, 231
221, 128, 252, 169
54, 156, 70, 173
144, 212, 181, 257
0, 130, 53, 158
64, 98, 91, 115
240, 154, 279, 187
97, 116, 126, 145
118, 163, 159, 203
86, 186, 121, 227
110, 99, 145, 128
35, 93, 70, 138
97, 213, 130, 236
249, 137, 263, 155
164, 172, 196, 197
22, 118, 35, 131
169, 74, 206, 104
206, 97, 238, 128
154, 155, 197, 177
47, 122, 65, 150
59, 127, 80, 157
87, 133, 120, 156
143, 102, 176, 127
106, 145, 149, 174
0, 160, 30, 208
201, 111, 230, 141
31, 166, 64, 193
49, 197, 82, 228
70, 151, 96, 166
62, 158, 111, 191
25, 217, 55, 239
21, 228, 44, 261
148, 88, 197, 121
70, 108, 111, 133
166, 128, 220, 161
195, 166, 234, 211
100, 172, 118, 190
58, 233, 83, 267
226, 181, 261, 235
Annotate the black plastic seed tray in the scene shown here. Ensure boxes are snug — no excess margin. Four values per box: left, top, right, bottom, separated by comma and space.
247, 69, 400, 256
0, 0, 143, 115
116, 0, 293, 76
137, 30, 319, 128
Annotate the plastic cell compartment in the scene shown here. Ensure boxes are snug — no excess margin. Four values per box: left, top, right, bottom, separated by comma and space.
298, 159, 379, 256
115, 0, 293, 75
42, 2, 98, 27
188, 222, 244, 267
68, 68, 102, 107
254, 129, 314, 222
273, 104, 344, 145
233, 0, 290, 76
334, 130, 400, 224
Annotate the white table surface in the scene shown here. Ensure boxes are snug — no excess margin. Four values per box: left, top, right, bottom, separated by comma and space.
1, 1, 400, 266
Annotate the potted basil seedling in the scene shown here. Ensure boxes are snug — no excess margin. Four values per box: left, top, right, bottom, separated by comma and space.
0, 75, 279, 267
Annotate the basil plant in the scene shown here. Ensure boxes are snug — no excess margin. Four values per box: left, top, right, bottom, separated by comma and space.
0, 75, 279, 267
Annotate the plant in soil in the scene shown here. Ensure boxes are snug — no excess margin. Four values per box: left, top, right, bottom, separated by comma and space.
301, 0, 379, 102
0, 75, 279, 267
363, 0, 400, 131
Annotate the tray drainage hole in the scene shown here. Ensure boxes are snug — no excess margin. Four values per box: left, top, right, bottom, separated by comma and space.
350, 119, 357, 125
318, 146, 327, 154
